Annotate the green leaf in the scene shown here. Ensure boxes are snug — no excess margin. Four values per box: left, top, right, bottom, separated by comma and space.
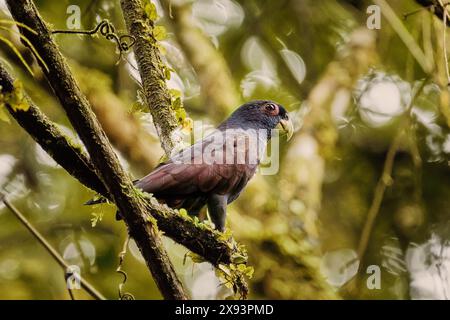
91, 211, 104, 227
0, 80, 30, 113
144, 2, 158, 21
10, 80, 29, 111
171, 96, 187, 124
169, 89, 182, 99
245, 266, 254, 279
237, 264, 246, 272
164, 66, 171, 80
0, 35, 34, 76
231, 253, 247, 264
175, 108, 186, 122
172, 97, 182, 109
153, 25, 167, 41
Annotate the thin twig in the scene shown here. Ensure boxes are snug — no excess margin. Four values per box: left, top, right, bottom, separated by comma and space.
422, 10, 436, 73
415, 0, 450, 26
116, 236, 134, 300
356, 131, 403, 265
404, 6, 432, 20
52, 20, 135, 64
67, 279, 76, 300
0, 193, 106, 300
356, 79, 429, 271
374, 0, 433, 73
438, 0, 450, 84
341, 80, 428, 297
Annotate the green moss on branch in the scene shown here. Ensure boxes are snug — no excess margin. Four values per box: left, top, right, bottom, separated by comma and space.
0, 64, 107, 196
121, 0, 181, 155
6, 0, 187, 300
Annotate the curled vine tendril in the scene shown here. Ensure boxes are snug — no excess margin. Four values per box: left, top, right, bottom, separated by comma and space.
52, 20, 135, 64
116, 236, 135, 300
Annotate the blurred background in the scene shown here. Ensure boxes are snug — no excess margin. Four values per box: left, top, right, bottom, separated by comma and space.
0, 0, 450, 299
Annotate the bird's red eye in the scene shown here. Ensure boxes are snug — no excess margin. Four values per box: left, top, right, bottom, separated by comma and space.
265, 103, 278, 115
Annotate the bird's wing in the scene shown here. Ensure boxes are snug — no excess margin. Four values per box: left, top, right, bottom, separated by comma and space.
135, 130, 258, 198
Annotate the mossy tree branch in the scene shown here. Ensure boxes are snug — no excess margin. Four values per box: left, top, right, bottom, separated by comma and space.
120, 0, 182, 155
161, 0, 241, 121
72, 63, 161, 173
6, 0, 187, 300
0, 65, 108, 197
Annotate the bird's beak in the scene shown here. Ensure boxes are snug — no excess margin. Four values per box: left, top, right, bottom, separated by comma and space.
277, 117, 294, 141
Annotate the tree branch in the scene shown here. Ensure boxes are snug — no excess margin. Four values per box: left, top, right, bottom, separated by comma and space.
415, 0, 450, 26
120, 0, 182, 155
71, 62, 161, 172
356, 79, 427, 279
6, 0, 187, 300
0, 192, 106, 300
0, 65, 107, 196
161, 0, 241, 121
264, 28, 377, 299
342, 79, 429, 297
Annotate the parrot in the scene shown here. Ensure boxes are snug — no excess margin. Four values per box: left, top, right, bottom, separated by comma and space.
86, 100, 293, 231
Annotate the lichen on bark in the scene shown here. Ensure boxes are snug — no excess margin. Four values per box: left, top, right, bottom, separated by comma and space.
121, 0, 183, 156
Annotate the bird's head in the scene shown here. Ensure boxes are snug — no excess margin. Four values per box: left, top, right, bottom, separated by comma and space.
220, 100, 294, 140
